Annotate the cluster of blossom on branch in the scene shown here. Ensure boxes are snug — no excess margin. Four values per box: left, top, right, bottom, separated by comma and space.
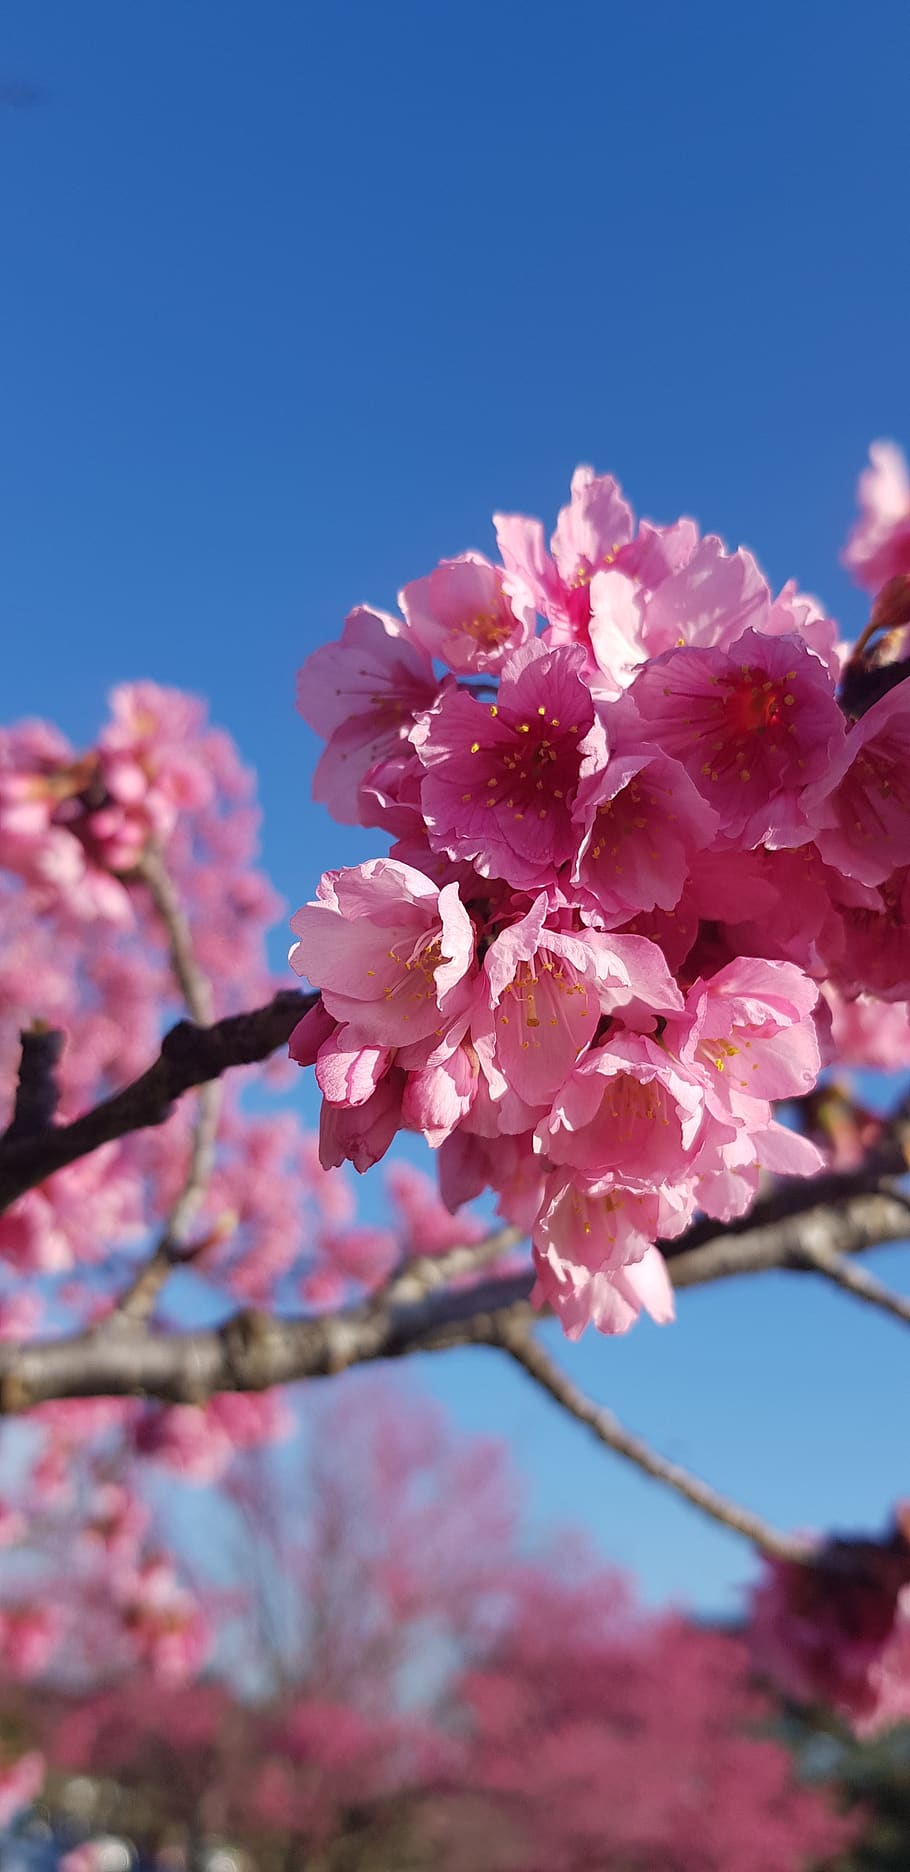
751, 1506, 910, 1739
292, 449, 910, 1337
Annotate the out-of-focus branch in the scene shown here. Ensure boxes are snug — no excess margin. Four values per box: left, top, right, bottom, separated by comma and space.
114, 847, 223, 1321
496, 1324, 809, 1563
381, 1226, 524, 1306
0, 1181, 906, 1415
795, 1236, 910, 1330
1, 1024, 64, 1144
668, 1189, 910, 1289
0, 989, 317, 1214
135, 844, 215, 1027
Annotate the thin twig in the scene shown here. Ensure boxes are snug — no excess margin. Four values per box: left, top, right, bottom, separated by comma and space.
135, 844, 215, 1027
497, 1324, 809, 1563
1, 1025, 64, 1143
382, 1226, 524, 1306
114, 847, 223, 1321
796, 1238, 910, 1330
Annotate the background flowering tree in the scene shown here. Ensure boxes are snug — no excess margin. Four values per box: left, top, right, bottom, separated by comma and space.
0, 1378, 858, 1871
0, 446, 909, 1853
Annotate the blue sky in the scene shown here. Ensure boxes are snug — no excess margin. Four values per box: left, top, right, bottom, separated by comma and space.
1, 0, 909, 1613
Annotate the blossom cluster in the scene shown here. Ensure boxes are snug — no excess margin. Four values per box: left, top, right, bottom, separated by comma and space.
292, 459, 910, 1337
751, 1510, 910, 1737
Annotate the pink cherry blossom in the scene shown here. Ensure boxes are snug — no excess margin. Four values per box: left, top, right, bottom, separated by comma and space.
751, 1520, 910, 1737
803, 680, 910, 885
823, 986, 910, 1071
297, 606, 439, 826
318, 1069, 406, 1172
413, 642, 597, 888
495, 466, 635, 643
573, 748, 720, 921
401, 1043, 480, 1146
532, 1183, 677, 1338
289, 860, 476, 1047
400, 552, 534, 674
480, 900, 605, 1107
537, 1032, 704, 1187
315, 1027, 393, 1107
630, 629, 846, 846
674, 956, 821, 1117
836, 865, 910, 1002
843, 440, 910, 593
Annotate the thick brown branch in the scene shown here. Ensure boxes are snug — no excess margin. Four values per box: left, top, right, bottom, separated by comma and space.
0, 1272, 538, 1412
497, 1324, 808, 1562
0, 991, 317, 1214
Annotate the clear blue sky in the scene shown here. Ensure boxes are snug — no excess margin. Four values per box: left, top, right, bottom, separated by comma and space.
2, 0, 909, 1614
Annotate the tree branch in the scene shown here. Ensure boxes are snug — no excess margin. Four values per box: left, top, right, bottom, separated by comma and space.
114, 847, 223, 1321
496, 1324, 809, 1562
668, 1189, 910, 1289
381, 1226, 524, 1306
0, 990, 317, 1215
0, 1185, 905, 1416
1, 1025, 64, 1144
134, 844, 215, 1027
794, 1237, 910, 1330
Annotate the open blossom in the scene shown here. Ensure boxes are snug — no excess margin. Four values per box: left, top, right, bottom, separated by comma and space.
537, 1032, 704, 1187
803, 680, 910, 885
750, 1517, 910, 1737
289, 860, 476, 1047
400, 552, 534, 674
413, 641, 597, 887
480, 900, 606, 1108
629, 628, 845, 847
673, 957, 821, 1119
573, 748, 720, 921
531, 1228, 674, 1347
843, 440, 910, 593
296, 606, 439, 826
836, 865, 910, 1002
495, 467, 636, 643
